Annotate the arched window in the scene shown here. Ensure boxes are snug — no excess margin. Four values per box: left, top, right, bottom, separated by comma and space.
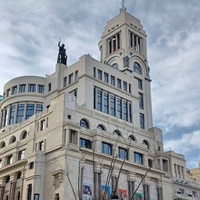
80, 119, 89, 129
111, 63, 118, 69
128, 134, 136, 141
134, 62, 142, 75
142, 140, 150, 149
0, 141, 5, 148
9, 136, 16, 144
21, 131, 27, 140
113, 129, 121, 136
97, 124, 106, 131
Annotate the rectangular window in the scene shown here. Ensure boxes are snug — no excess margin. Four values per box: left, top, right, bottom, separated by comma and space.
102, 142, 112, 155
80, 138, 92, 149
104, 93, 109, 114
110, 96, 115, 116
26, 104, 35, 119
9, 105, 16, 125
138, 79, 143, 90
48, 83, 51, 92
28, 84, 36, 92
104, 72, 109, 83
130, 31, 142, 53
97, 90, 102, 111
123, 101, 128, 121
69, 73, 73, 84
12, 86, 17, 95
118, 147, 128, 160
111, 76, 115, 86
129, 84, 131, 93
134, 152, 143, 164
7, 155, 13, 165
139, 93, 144, 109
117, 79, 121, 89
93, 67, 96, 78
16, 104, 25, 123
107, 32, 121, 55
140, 113, 145, 129
38, 85, 44, 93
116, 98, 122, 119
97, 69, 102, 80
63, 76, 67, 87
19, 84, 26, 93
27, 184, 32, 200
40, 119, 45, 131
6, 89, 10, 97
18, 149, 26, 160
123, 81, 127, 91
75, 70, 78, 81
36, 104, 43, 113
39, 141, 44, 151
69, 129, 78, 144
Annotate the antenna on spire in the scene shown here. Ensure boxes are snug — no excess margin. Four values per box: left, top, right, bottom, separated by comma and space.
120, 0, 127, 12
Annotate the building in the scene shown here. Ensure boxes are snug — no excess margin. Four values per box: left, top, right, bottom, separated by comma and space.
0, 5, 200, 200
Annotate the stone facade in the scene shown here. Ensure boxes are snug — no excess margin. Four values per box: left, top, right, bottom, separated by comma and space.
0, 9, 200, 200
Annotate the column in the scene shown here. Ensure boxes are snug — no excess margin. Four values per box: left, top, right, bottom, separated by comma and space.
143, 183, 150, 200
0, 178, 6, 200
9, 173, 17, 200
128, 180, 135, 200
94, 164, 101, 200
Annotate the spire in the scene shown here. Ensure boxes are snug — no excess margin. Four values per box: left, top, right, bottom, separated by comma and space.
119, 0, 127, 13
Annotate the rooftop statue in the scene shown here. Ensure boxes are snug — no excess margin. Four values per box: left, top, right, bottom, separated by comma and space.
57, 41, 67, 65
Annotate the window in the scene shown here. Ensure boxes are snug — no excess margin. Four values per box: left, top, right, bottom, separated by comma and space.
140, 113, 145, 129
118, 147, 128, 160
134, 152, 143, 164
123, 81, 127, 91
40, 119, 45, 131
116, 98, 122, 119
139, 93, 144, 109
97, 70, 102, 80
93, 67, 96, 78
111, 76, 115, 86
12, 86, 17, 95
97, 90, 102, 111
123, 101, 128, 121
130, 31, 142, 53
134, 62, 142, 75
16, 104, 25, 123
26, 103, 34, 119
0, 159, 2, 168
80, 138, 92, 149
63, 76, 67, 87
138, 79, 143, 89
6, 89, 10, 97
18, 149, 25, 160
75, 70, 78, 81
102, 142, 112, 155
128, 135, 136, 141
28, 84, 36, 92
162, 159, 168, 172
69, 129, 78, 144
10, 136, 16, 144
111, 63, 118, 69
129, 84, 131, 93
107, 32, 120, 55
36, 104, 43, 113
97, 124, 105, 131
142, 140, 150, 149
110, 96, 115, 116
104, 93, 109, 114
148, 159, 153, 167
21, 131, 27, 140
6, 176, 10, 183
29, 162, 34, 170
113, 130, 121, 136
39, 141, 44, 151
7, 155, 13, 165
9, 105, 16, 125
48, 83, 51, 92
80, 119, 89, 129
27, 184, 32, 200
69, 73, 73, 84
19, 84, 26, 93
104, 72, 109, 83
117, 79, 121, 89
38, 85, 44, 93
0, 141, 5, 148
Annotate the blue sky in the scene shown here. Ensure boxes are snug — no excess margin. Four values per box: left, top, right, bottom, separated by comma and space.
0, 0, 200, 168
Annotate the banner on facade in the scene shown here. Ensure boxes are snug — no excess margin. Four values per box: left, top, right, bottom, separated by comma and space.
118, 189, 127, 200
83, 182, 92, 200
